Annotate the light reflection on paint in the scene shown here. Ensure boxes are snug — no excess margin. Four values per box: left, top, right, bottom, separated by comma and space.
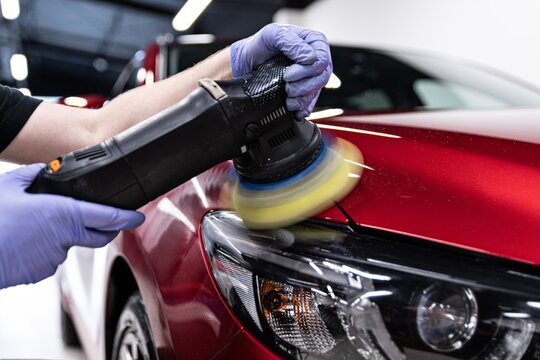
325, 72, 342, 89
157, 197, 196, 233
307, 108, 344, 120
64, 96, 88, 108
191, 178, 209, 207
317, 123, 401, 139
346, 159, 375, 171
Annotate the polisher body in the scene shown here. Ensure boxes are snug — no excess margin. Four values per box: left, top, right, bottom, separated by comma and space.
28, 56, 361, 228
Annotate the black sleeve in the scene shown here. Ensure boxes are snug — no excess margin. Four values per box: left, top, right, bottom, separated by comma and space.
0, 84, 43, 152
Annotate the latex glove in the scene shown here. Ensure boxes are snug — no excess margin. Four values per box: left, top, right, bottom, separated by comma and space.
230, 23, 332, 120
0, 164, 145, 289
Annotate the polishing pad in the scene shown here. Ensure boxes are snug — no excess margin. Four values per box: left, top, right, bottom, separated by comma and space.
232, 137, 364, 229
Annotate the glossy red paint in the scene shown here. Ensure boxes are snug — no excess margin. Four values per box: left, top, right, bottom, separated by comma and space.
107, 105, 540, 358
316, 112, 540, 265
114, 163, 276, 358
61, 37, 540, 359
143, 42, 160, 84
210, 330, 282, 360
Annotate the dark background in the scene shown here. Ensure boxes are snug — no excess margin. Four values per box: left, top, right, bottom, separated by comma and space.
0, 0, 314, 96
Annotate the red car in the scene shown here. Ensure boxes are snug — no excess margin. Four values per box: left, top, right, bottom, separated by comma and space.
59, 35, 540, 360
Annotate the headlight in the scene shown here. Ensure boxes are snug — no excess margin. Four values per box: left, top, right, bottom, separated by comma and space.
202, 211, 540, 359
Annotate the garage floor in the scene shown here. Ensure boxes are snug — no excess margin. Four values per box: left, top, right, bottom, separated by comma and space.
0, 275, 86, 359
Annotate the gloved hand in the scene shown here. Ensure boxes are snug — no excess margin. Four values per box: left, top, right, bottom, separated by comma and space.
230, 23, 332, 120
0, 164, 145, 289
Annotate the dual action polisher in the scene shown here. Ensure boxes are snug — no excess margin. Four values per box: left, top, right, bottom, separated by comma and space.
28, 56, 363, 229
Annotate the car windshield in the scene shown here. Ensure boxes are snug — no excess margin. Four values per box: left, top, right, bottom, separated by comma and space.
317, 46, 540, 112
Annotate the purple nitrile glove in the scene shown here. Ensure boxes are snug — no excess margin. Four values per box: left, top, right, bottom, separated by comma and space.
0, 164, 145, 289
230, 23, 333, 120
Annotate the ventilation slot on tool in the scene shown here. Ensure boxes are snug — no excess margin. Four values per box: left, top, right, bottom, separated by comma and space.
260, 106, 287, 126
74, 144, 107, 161
268, 128, 295, 148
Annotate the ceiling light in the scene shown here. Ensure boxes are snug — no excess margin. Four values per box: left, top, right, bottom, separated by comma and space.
1, 0, 19, 20
145, 70, 155, 85
172, 0, 212, 32
10, 53, 27, 81
177, 34, 215, 44
136, 68, 147, 84
63, 97, 88, 108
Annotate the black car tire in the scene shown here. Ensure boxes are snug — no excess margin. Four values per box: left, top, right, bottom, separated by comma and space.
111, 291, 158, 360
60, 302, 81, 347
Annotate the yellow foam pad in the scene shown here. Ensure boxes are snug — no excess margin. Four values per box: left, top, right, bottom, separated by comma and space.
233, 138, 364, 229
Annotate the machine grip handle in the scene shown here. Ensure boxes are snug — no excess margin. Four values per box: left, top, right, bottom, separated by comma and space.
242, 55, 292, 105
232, 55, 322, 183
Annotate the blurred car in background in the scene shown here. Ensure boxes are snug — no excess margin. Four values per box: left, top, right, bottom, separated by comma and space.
58, 34, 540, 360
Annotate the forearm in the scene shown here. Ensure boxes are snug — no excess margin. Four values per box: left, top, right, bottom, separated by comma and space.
1, 47, 232, 164
93, 47, 232, 141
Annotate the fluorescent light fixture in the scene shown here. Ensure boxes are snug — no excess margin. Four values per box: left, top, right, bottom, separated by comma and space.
10, 53, 27, 81
177, 34, 215, 44
145, 70, 155, 85
136, 68, 147, 84
63, 96, 88, 108
1, 0, 19, 20
325, 72, 342, 89
172, 0, 212, 31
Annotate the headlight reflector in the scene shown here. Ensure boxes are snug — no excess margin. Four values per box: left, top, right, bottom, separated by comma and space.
260, 279, 336, 354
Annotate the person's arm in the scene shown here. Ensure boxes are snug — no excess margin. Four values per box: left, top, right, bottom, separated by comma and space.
1, 23, 332, 164
0, 24, 332, 289
1, 48, 233, 163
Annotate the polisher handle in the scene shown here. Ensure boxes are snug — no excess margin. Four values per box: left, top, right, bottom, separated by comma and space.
243, 55, 292, 105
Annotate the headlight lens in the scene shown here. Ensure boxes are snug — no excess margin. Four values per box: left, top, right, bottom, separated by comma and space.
202, 211, 540, 359
416, 284, 478, 352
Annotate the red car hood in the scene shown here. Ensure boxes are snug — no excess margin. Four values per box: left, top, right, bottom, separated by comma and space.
316, 108, 540, 266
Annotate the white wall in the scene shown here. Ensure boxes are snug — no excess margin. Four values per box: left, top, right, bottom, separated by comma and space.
275, 0, 540, 87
